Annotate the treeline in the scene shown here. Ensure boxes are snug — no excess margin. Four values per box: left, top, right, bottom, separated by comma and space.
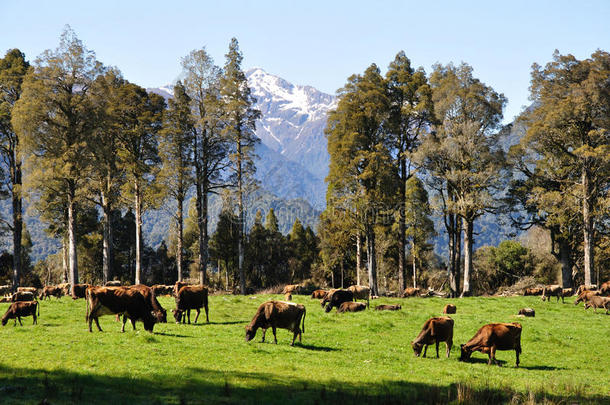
0, 26, 273, 292
320, 50, 610, 297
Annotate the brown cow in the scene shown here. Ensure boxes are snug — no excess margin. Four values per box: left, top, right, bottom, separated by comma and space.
541, 285, 564, 303
173, 281, 191, 297
523, 287, 543, 296
127, 285, 167, 323
2, 301, 39, 326
0, 285, 11, 296
337, 301, 366, 313
72, 284, 91, 299
57, 283, 71, 295
39, 286, 64, 300
576, 284, 598, 296
375, 304, 402, 311
518, 308, 535, 317
245, 300, 305, 346
282, 284, 301, 295
12, 291, 35, 302
152, 284, 174, 296
411, 317, 454, 358
583, 296, 610, 314
86, 286, 159, 332
321, 289, 354, 313
402, 287, 421, 297
105, 280, 122, 287
347, 285, 370, 306
311, 289, 328, 299
599, 281, 610, 296
172, 285, 209, 324
284, 293, 292, 301
562, 288, 573, 297
443, 304, 457, 314
17, 287, 37, 294
460, 323, 522, 366
574, 290, 600, 306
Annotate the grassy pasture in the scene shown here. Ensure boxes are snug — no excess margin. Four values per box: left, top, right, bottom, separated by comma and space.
0, 293, 608, 404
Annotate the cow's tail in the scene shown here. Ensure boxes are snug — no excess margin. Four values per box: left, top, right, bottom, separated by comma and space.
85, 288, 91, 321
301, 307, 306, 334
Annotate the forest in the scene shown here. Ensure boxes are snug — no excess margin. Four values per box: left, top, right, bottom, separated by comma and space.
0, 27, 609, 296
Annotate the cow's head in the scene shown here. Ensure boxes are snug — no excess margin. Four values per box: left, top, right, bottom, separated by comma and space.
411, 341, 424, 357
324, 304, 333, 313
172, 309, 183, 323
1, 312, 9, 326
245, 325, 256, 342
154, 308, 167, 323
459, 344, 472, 361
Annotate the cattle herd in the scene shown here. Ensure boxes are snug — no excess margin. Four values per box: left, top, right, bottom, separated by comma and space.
0, 280, 608, 366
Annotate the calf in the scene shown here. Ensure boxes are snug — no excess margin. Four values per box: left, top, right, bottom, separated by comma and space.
12, 291, 35, 302
86, 286, 158, 332
460, 323, 522, 366
311, 289, 328, 299
347, 285, 370, 306
523, 287, 543, 296
72, 283, 91, 299
541, 285, 564, 303
245, 300, 306, 346
402, 287, 421, 297
599, 281, 610, 296
322, 289, 354, 313
172, 285, 209, 324
2, 301, 39, 326
39, 286, 64, 300
337, 301, 366, 313
375, 304, 402, 311
443, 304, 457, 314
518, 308, 535, 317
411, 317, 454, 358
583, 296, 610, 314
574, 290, 600, 306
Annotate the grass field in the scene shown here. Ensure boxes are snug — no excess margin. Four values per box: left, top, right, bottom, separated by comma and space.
0, 293, 608, 404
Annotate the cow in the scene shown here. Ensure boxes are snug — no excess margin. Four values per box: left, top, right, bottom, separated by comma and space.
321, 289, 354, 313
411, 317, 454, 358
0, 285, 12, 296
574, 289, 600, 306
152, 284, 174, 296
518, 308, 535, 317
127, 285, 167, 323
402, 287, 421, 297
337, 301, 366, 313
460, 323, 522, 367
523, 287, 543, 296
347, 285, 370, 306
562, 288, 573, 297
583, 296, 610, 314
282, 284, 301, 295
541, 285, 564, 303
72, 284, 91, 299
576, 284, 598, 296
245, 300, 306, 346
2, 301, 39, 326
85, 286, 159, 332
375, 304, 402, 311
284, 293, 292, 301
172, 285, 209, 324
105, 280, 122, 287
443, 304, 457, 314
311, 289, 328, 299
173, 281, 191, 297
39, 286, 64, 300
600, 281, 610, 296
57, 283, 71, 295
17, 287, 37, 294
11, 291, 35, 302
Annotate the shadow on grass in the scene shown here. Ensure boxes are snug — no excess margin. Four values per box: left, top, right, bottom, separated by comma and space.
0, 363, 606, 405
205, 320, 248, 325
296, 343, 339, 352
519, 365, 565, 371
153, 332, 193, 338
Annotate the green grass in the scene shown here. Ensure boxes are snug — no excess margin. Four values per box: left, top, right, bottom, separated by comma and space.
0, 294, 608, 404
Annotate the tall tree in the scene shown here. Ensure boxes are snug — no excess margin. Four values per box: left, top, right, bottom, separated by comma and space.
220, 38, 261, 294
0, 49, 29, 291
159, 81, 195, 282
519, 50, 610, 286
385, 51, 434, 292
12, 27, 104, 288
181, 48, 230, 285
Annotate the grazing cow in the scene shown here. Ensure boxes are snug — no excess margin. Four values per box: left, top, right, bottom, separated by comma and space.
411, 317, 454, 358
12, 291, 35, 302
152, 284, 174, 296
523, 287, 543, 296
282, 284, 301, 295
576, 284, 598, 296
39, 286, 64, 300
284, 293, 292, 301
105, 280, 122, 287
347, 285, 370, 306
460, 323, 522, 366
443, 304, 457, 314
127, 285, 167, 323
600, 281, 610, 296
0, 285, 12, 296
57, 283, 71, 295
583, 296, 610, 314
541, 285, 564, 303
245, 300, 306, 346
322, 289, 354, 313
337, 301, 366, 313
17, 287, 37, 294
311, 289, 328, 299
574, 290, 600, 306
518, 308, 535, 317
375, 304, 402, 311
402, 287, 421, 297
2, 301, 39, 326
86, 286, 158, 332
72, 284, 91, 299
172, 285, 209, 324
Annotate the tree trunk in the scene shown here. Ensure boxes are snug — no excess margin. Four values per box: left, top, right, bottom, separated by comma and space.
11, 180, 22, 292
461, 217, 473, 297
134, 180, 142, 285
177, 195, 184, 282
237, 140, 246, 295
446, 211, 458, 298
366, 227, 378, 296
62, 240, 68, 283
67, 182, 78, 287
558, 238, 572, 288
356, 233, 361, 286
582, 168, 595, 286
101, 188, 113, 285
412, 241, 417, 288
398, 158, 407, 292
200, 184, 209, 285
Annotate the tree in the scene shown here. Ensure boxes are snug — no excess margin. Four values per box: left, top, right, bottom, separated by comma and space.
209, 204, 240, 290
220, 38, 261, 294
159, 81, 195, 282
0, 48, 29, 291
518, 50, 610, 286
12, 26, 104, 288
417, 63, 506, 297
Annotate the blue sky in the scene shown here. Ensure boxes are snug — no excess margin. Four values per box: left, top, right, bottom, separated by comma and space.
1, 0, 608, 122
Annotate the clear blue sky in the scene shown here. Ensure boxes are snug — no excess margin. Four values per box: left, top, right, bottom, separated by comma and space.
1, 0, 608, 122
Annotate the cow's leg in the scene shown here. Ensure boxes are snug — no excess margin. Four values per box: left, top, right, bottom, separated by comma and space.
435, 340, 440, 358
204, 304, 209, 323
93, 316, 103, 332
187, 309, 191, 324
33, 313, 37, 325
272, 326, 277, 344
130, 317, 136, 331
261, 328, 266, 343
121, 316, 128, 332
489, 346, 497, 365
291, 330, 297, 346
515, 346, 521, 367
422, 344, 428, 358
17, 316, 22, 326
88, 314, 93, 332
194, 308, 200, 324
446, 340, 452, 358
